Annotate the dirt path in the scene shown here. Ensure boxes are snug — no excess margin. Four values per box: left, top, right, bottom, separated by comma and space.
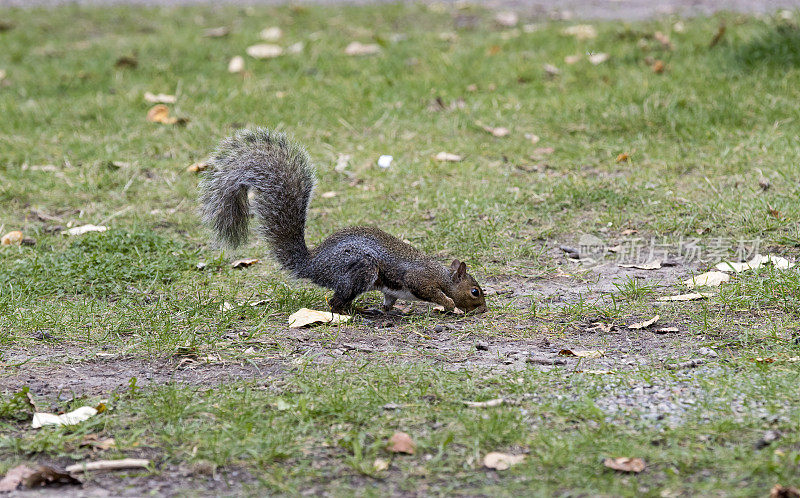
3, 0, 800, 20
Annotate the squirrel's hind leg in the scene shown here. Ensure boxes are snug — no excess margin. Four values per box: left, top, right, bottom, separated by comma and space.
328, 257, 379, 314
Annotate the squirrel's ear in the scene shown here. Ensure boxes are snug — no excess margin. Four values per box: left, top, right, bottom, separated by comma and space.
457, 262, 467, 278
450, 259, 461, 272
452, 261, 467, 282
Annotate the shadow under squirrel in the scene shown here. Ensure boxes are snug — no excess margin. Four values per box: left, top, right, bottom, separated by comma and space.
199, 128, 487, 314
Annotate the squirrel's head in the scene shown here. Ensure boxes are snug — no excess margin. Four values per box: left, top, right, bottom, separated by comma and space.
448, 259, 487, 313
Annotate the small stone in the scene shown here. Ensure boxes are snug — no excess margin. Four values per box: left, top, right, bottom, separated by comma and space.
475, 341, 489, 351
697, 347, 719, 358
433, 324, 444, 333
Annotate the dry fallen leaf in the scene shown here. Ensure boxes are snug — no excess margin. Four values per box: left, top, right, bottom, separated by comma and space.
771, 484, 800, 498
288, 308, 351, 328
628, 315, 660, 330
481, 125, 510, 137
483, 452, 525, 470
287, 42, 305, 54
654, 31, 673, 49
32, 406, 98, 428
620, 260, 662, 270
531, 147, 555, 159
494, 11, 519, 27
524, 133, 540, 144
146, 104, 178, 124
651, 59, 666, 73
0, 465, 33, 492
372, 458, 390, 472
62, 225, 108, 236
231, 258, 259, 268
709, 23, 726, 48
543, 63, 560, 76
227, 55, 245, 73
246, 44, 284, 59
65, 459, 150, 473
715, 254, 795, 273
388, 431, 416, 454
80, 435, 116, 451
558, 349, 605, 359
432, 305, 465, 315
655, 327, 680, 333
657, 292, 713, 302
563, 24, 597, 40
259, 26, 283, 41
615, 153, 630, 163
320, 191, 337, 199
344, 41, 381, 56
464, 398, 504, 408
187, 162, 208, 173
1, 230, 23, 246
589, 52, 610, 65
604, 457, 645, 473
202, 26, 229, 38
565, 54, 582, 64
143, 92, 176, 104
434, 152, 463, 162
684, 271, 730, 289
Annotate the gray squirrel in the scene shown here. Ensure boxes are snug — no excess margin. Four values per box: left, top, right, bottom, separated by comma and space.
199, 128, 487, 314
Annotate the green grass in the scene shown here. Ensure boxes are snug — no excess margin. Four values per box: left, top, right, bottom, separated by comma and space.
2, 3, 800, 495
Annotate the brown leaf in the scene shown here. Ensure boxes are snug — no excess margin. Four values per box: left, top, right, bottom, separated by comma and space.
0, 465, 34, 492
651, 59, 666, 73
1, 230, 23, 245
202, 26, 229, 38
79, 434, 116, 451
231, 258, 259, 268
604, 457, 645, 473
388, 431, 416, 454
615, 153, 630, 163
24, 465, 81, 488
771, 484, 800, 498
146, 104, 178, 125
114, 55, 138, 68
187, 162, 208, 173
709, 23, 726, 48
483, 452, 525, 470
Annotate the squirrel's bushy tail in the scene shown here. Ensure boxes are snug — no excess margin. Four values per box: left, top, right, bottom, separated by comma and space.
199, 128, 316, 277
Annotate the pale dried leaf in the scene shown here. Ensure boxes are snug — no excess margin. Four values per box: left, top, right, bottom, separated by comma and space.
620, 260, 662, 270
558, 349, 605, 359
62, 225, 108, 236
143, 92, 176, 104
259, 26, 282, 41
483, 452, 525, 470
628, 315, 660, 330
564, 54, 582, 64
562, 24, 597, 40
344, 42, 381, 56
227, 55, 245, 73
65, 459, 150, 473
0, 465, 34, 492
372, 458, 390, 472
434, 152, 463, 162
146, 104, 178, 124
432, 305, 465, 314
320, 191, 337, 199
494, 11, 519, 27
246, 44, 283, 59
543, 63, 560, 76
657, 292, 713, 302
656, 327, 680, 333
684, 271, 730, 289
388, 431, 415, 454
202, 26, 229, 38
287, 42, 305, 54
589, 52, 609, 65
231, 258, 259, 268
531, 147, 554, 158
524, 133, 540, 144
335, 153, 350, 172
1, 230, 23, 246
288, 308, 351, 328
464, 398, 504, 408
715, 254, 795, 273
482, 125, 510, 137
603, 457, 645, 473
32, 406, 98, 428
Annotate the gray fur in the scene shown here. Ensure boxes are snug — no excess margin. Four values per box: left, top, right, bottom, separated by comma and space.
199, 128, 316, 276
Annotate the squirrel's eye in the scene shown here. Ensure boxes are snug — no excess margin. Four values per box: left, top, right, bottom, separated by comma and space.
471, 288, 480, 297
